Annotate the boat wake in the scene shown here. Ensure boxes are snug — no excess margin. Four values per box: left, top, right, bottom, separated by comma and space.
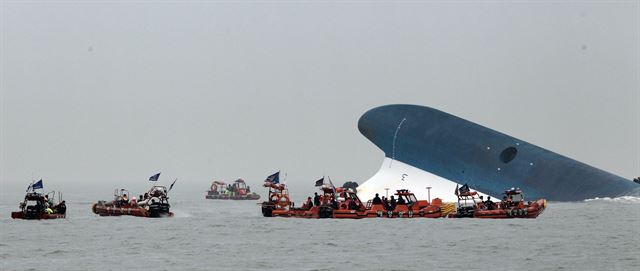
584, 196, 640, 204
171, 209, 193, 218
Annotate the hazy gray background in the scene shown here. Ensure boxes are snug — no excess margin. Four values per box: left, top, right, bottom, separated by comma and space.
1, 1, 638, 197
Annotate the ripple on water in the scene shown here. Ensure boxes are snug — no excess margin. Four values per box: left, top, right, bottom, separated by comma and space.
44, 249, 67, 256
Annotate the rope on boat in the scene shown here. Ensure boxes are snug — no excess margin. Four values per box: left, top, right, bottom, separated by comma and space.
440, 202, 456, 217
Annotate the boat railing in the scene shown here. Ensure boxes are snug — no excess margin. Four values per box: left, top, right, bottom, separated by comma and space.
365, 199, 373, 209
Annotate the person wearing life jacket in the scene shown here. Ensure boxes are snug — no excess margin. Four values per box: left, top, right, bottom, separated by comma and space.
120, 194, 129, 206
302, 197, 313, 210
389, 196, 397, 211
382, 196, 389, 210
372, 193, 382, 205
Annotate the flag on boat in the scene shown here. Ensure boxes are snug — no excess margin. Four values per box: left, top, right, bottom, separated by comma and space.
32, 179, 43, 190
315, 177, 324, 187
265, 171, 279, 184
458, 183, 470, 194
149, 173, 161, 182
454, 184, 459, 197
26, 179, 44, 192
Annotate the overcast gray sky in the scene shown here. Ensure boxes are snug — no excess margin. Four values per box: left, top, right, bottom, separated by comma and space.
1, 1, 638, 195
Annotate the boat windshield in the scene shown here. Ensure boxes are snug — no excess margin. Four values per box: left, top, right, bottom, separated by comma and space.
509, 194, 524, 202
26, 200, 40, 207
407, 194, 417, 203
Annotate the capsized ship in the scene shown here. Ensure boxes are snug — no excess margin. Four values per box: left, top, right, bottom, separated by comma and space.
356, 104, 640, 202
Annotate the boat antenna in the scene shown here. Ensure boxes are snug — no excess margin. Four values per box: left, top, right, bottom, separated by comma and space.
327, 176, 336, 193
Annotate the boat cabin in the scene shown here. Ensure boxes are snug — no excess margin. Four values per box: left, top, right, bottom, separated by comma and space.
231, 179, 251, 194
336, 188, 365, 211
395, 189, 418, 205
209, 181, 226, 195
502, 188, 525, 207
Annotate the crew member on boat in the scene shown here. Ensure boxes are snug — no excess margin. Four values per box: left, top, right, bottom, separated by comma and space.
389, 196, 397, 210
302, 197, 313, 210
484, 196, 495, 210
372, 193, 382, 205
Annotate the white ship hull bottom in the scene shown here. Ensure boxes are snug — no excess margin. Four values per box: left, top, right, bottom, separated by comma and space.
357, 158, 495, 203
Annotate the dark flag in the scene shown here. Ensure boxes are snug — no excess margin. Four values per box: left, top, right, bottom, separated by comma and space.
169, 179, 177, 191
315, 177, 324, 187
149, 173, 161, 182
26, 179, 43, 192
32, 179, 43, 190
265, 171, 280, 184
459, 183, 470, 194
454, 184, 459, 197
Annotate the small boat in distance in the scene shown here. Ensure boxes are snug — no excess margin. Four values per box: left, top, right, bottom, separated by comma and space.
206, 179, 260, 200
12, 180, 66, 220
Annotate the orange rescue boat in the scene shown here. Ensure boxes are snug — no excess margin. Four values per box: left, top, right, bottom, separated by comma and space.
447, 185, 546, 219
92, 186, 173, 218
261, 180, 444, 219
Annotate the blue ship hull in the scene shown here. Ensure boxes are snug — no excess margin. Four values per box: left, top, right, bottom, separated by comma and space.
358, 104, 639, 201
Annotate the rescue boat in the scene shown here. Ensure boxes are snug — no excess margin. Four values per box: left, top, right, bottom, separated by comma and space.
260, 181, 294, 217
205, 179, 260, 200
333, 189, 444, 219
92, 186, 173, 218
260, 180, 445, 219
447, 186, 546, 219
11, 191, 66, 220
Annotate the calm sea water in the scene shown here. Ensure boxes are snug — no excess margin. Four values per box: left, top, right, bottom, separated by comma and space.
1, 189, 638, 271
